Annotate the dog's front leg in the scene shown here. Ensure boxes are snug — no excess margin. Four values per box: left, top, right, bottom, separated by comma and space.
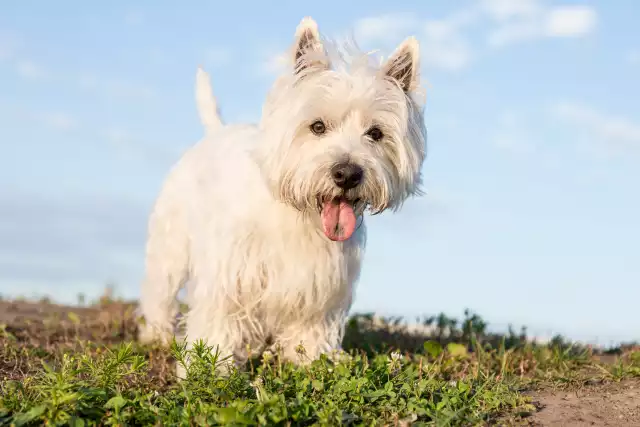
177, 307, 248, 378
277, 313, 347, 365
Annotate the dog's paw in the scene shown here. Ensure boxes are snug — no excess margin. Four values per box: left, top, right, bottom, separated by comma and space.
138, 323, 174, 347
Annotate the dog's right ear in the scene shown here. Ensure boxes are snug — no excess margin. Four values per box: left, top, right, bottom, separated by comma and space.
381, 36, 421, 93
292, 17, 330, 75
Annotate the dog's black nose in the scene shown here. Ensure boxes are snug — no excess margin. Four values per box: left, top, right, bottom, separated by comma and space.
331, 163, 364, 190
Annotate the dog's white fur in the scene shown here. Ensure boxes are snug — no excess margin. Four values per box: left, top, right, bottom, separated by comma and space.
138, 17, 427, 371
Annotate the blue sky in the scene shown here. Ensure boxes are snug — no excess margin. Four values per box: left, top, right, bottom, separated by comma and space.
1, 0, 639, 345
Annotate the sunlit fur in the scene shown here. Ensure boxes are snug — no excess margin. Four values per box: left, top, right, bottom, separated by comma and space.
138, 17, 427, 374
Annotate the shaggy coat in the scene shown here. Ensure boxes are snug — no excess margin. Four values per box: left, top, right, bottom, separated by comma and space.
138, 17, 427, 372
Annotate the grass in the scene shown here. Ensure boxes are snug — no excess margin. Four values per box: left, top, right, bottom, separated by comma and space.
0, 296, 639, 426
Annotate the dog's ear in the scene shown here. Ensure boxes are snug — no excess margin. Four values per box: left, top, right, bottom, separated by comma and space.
381, 36, 420, 93
292, 17, 330, 74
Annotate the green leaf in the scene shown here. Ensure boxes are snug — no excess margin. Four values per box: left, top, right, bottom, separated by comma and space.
458, 382, 471, 393
312, 379, 324, 391
69, 417, 86, 427
423, 340, 443, 358
446, 343, 468, 357
67, 312, 81, 325
105, 395, 127, 410
214, 407, 254, 424
12, 405, 47, 426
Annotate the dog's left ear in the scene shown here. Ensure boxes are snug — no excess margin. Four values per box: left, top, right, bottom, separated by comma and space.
292, 17, 330, 74
381, 36, 420, 93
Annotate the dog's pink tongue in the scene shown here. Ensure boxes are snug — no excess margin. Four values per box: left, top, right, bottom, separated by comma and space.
321, 200, 356, 241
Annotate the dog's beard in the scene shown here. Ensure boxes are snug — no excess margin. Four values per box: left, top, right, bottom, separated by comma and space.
277, 169, 389, 241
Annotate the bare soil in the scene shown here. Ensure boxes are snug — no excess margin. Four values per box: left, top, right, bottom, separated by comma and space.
523, 379, 640, 426
1, 299, 638, 426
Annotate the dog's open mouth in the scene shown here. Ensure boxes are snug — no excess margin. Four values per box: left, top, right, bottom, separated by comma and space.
319, 197, 360, 242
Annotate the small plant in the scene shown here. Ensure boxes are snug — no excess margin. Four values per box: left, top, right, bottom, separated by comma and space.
0, 299, 638, 425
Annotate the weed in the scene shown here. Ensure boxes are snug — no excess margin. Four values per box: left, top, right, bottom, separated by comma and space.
0, 299, 638, 426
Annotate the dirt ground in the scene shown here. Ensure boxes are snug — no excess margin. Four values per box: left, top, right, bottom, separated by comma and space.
523, 379, 640, 426
0, 299, 105, 324
1, 299, 639, 426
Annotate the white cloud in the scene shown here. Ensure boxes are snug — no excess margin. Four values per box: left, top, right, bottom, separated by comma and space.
15, 60, 48, 80
0, 30, 154, 105
40, 112, 78, 131
545, 6, 597, 37
353, 9, 477, 71
487, 21, 541, 47
0, 33, 50, 79
485, 3, 597, 48
353, 13, 418, 45
551, 101, 640, 150
347, 1, 597, 72
0, 104, 79, 133
259, 48, 289, 76
421, 19, 473, 71
416, 7, 482, 70
480, 0, 542, 22
258, 3, 597, 74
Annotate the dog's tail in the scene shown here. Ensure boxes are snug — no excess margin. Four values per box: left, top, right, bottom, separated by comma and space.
196, 66, 223, 135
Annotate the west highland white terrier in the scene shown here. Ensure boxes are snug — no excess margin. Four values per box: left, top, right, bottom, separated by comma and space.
138, 16, 427, 373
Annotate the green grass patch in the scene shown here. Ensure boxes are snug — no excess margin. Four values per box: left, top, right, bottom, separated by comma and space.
1, 300, 639, 426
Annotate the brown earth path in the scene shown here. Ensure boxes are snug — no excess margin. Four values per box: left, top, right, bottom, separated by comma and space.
521, 378, 640, 426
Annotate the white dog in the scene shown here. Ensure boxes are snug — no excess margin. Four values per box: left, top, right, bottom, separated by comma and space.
138, 17, 427, 372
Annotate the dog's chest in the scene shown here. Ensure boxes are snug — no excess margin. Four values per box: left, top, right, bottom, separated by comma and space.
262, 220, 354, 285
230, 213, 364, 318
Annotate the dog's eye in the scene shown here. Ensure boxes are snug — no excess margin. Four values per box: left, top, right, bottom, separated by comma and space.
310, 120, 326, 135
366, 126, 384, 142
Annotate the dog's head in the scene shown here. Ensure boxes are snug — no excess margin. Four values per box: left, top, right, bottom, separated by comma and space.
256, 17, 426, 242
